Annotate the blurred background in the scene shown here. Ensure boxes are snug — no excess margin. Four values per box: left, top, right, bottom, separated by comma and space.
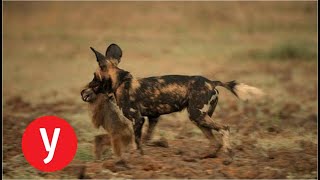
3, 1, 317, 179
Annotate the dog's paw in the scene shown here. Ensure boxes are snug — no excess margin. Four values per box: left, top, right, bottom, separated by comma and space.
146, 137, 169, 148
200, 152, 218, 159
221, 150, 234, 165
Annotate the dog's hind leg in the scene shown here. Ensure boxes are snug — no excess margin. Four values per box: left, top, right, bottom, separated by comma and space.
201, 115, 234, 163
187, 100, 223, 154
187, 87, 231, 160
189, 110, 232, 161
197, 126, 222, 158
207, 95, 219, 118
207, 93, 234, 160
198, 97, 222, 157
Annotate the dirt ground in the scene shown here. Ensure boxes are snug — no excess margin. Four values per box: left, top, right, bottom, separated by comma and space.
3, 2, 317, 179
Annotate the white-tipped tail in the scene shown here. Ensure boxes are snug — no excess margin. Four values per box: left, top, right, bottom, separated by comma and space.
234, 83, 265, 101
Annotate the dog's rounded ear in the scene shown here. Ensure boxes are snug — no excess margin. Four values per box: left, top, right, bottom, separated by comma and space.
105, 43, 122, 64
90, 47, 107, 71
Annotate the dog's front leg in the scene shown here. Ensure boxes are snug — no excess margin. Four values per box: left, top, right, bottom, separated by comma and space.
133, 117, 145, 155
144, 116, 159, 142
122, 107, 145, 155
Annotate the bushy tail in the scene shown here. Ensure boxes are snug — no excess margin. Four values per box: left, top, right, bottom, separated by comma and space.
212, 80, 265, 101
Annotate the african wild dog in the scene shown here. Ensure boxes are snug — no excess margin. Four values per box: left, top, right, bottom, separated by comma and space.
82, 43, 162, 143
81, 44, 264, 160
84, 90, 134, 164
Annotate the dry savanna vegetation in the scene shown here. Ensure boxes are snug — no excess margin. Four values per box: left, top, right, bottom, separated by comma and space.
3, 1, 317, 179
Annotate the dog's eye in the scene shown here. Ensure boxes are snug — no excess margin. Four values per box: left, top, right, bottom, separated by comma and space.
89, 79, 99, 89
93, 73, 104, 82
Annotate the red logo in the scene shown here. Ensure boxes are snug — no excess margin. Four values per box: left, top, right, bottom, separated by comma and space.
22, 116, 78, 172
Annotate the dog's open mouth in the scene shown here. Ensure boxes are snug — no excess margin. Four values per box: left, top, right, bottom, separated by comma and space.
83, 94, 92, 102
81, 89, 96, 102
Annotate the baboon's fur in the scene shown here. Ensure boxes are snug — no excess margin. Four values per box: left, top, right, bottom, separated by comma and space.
93, 134, 110, 160
88, 93, 134, 160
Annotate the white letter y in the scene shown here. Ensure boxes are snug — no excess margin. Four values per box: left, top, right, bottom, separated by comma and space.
39, 128, 60, 164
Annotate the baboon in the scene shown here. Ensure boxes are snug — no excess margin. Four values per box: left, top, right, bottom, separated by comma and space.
85, 92, 134, 163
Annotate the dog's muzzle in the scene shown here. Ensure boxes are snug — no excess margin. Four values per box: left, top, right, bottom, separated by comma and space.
81, 88, 97, 102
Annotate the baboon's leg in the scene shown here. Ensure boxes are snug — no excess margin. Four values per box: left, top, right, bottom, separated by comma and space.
144, 116, 159, 142
134, 117, 145, 155
111, 136, 123, 161
94, 147, 102, 160
111, 136, 131, 169
94, 134, 111, 160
